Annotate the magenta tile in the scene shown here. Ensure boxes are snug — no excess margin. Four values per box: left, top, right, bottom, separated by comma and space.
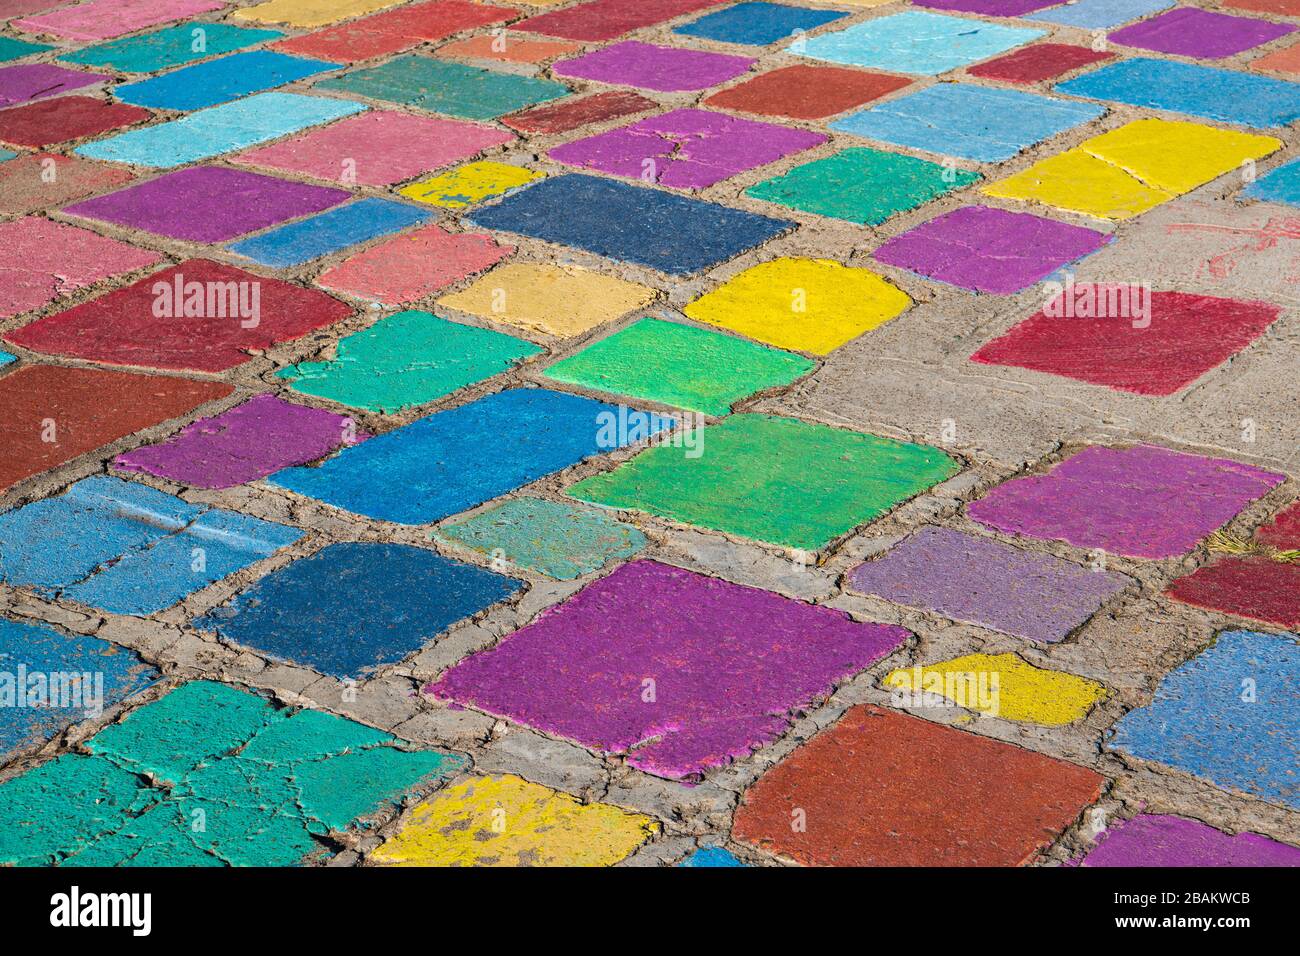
115, 394, 367, 489
63, 166, 351, 243
552, 41, 756, 93
968, 444, 1285, 560
14, 0, 223, 41
428, 559, 910, 780
1110, 8, 1295, 59
0, 64, 108, 106
1077, 814, 1300, 867
872, 205, 1110, 294
548, 108, 826, 190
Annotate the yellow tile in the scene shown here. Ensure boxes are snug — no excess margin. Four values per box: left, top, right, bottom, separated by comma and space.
370, 774, 658, 866
438, 262, 658, 337
235, 0, 398, 27
884, 653, 1108, 726
682, 257, 910, 355
983, 148, 1172, 220
399, 161, 544, 210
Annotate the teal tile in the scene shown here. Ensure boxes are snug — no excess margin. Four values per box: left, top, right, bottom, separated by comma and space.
60, 22, 283, 74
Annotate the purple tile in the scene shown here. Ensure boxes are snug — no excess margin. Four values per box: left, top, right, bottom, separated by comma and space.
916, 0, 1059, 16
847, 526, 1129, 643
968, 444, 1285, 560
427, 559, 909, 780
63, 166, 351, 243
872, 205, 1110, 294
1110, 8, 1295, 59
114, 394, 368, 489
548, 107, 826, 189
1078, 814, 1300, 867
552, 41, 756, 93
0, 64, 108, 106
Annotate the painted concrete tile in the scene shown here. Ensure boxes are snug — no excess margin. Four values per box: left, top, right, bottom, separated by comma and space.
438, 262, 657, 338
467, 174, 793, 276
915, 0, 1057, 14
542, 317, 814, 416
1244, 158, 1300, 206
0, 476, 303, 615
270, 387, 663, 524
680, 846, 747, 866
399, 160, 542, 209
873, 205, 1111, 294
430, 560, 911, 779
1111, 630, 1297, 809
75, 92, 366, 168
235, 109, 512, 187
796, 12, 1044, 76
315, 56, 568, 120
0, 365, 230, 493
967, 43, 1113, 86
1168, 557, 1300, 630
1251, 40, 1300, 78
273, 0, 517, 61
237, 0, 402, 28
548, 107, 824, 190
114, 394, 365, 489
683, 257, 911, 354
59, 22, 284, 73
0, 95, 150, 148
275, 309, 541, 413
1027, 0, 1170, 28
570, 414, 960, 551
196, 542, 520, 678
967, 444, 1284, 560
0, 349, 13, 367
433, 496, 646, 580
0, 153, 133, 217
675, 2, 847, 46
0, 618, 159, 759
745, 147, 980, 226
832, 83, 1103, 163
438, 35, 580, 65
517, 0, 724, 42
552, 41, 755, 93
971, 291, 1281, 394
1109, 8, 1293, 60
371, 774, 657, 866
0, 147, 14, 161
14, 0, 224, 41
1077, 814, 1300, 867
114, 50, 336, 111
1056, 58, 1300, 129
503, 89, 654, 134
733, 704, 1104, 865
705, 64, 909, 120
1227, 0, 1300, 12
228, 197, 434, 268
0, 36, 50, 62
848, 526, 1130, 642
9, 258, 354, 371
0, 64, 109, 107
0, 216, 163, 321
315, 223, 512, 305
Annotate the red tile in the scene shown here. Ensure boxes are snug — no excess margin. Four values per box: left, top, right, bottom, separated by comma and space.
706, 64, 910, 120
1256, 501, 1300, 550
1226, 0, 1300, 15
0, 95, 150, 147
1167, 556, 1300, 628
274, 0, 518, 62
0, 153, 133, 217
966, 43, 1113, 85
518, 0, 723, 42
502, 90, 655, 134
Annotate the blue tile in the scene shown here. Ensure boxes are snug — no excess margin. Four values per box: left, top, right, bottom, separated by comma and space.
0, 149, 16, 163
1055, 58, 1300, 128
194, 542, 522, 679
228, 197, 434, 267
832, 83, 1103, 163
679, 846, 748, 867
114, 50, 336, 111
269, 387, 668, 525
467, 174, 793, 276
61, 22, 284, 74
0, 350, 14, 367
674, 2, 847, 46
1245, 159, 1300, 206
1027, 0, 1171, 29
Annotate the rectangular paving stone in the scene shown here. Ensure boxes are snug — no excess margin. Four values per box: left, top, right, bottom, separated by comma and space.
196, 542, 521, 678
680, 846, 747, 867
9, 258, 354, 371
429, 560, 911, 779
114, 50, 336, 111
704, 64, 910, 120
438, 34, 579, 64
849, 526, 1130, 643
966, 43, 1113, 85
14, 0, 223, 41
542, 316, 814, 416
0, 64, 109, 106
114, 394, 365, 489
273, 0, 517, 61
1111, 630, 1297, 810
675, 2, 847, 46
553, 40, 755, 92
270, 387, 663, 524
0, 153, 134, 217
0, 365, 231, 493
1109, 8, 1294, 60
0, 350, 14, 367
228, 197, 433, 267
1026, 0, 1170, 28
1076, 813, 1300, 867
59, 22, 284, 73
733, 704, 1104, 865
0, 476, 303, 615
1245, 157, 1300, 205
1251, 39, 1300, 78
967, 444, 1284, 560
399, 160, 542, 209
276, 309, 541, 412
237, 0, 402, 28
517, 0, 724, 42
571, 413, 960, 551
0, 95, 150, 148
1167, 556, 1300, 630
0, 36, 50, 62
502, 89, 654, 134
75, 92, 367, 168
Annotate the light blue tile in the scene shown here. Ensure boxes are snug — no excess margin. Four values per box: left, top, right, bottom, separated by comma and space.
1027, 0, 1172, 29
1244, 158, 1300, 206
0, 350, 15, 367
228, 197, 433, 267
114, 50, 336, 111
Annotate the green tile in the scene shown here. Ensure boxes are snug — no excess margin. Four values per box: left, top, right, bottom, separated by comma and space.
0, 36, 51, 63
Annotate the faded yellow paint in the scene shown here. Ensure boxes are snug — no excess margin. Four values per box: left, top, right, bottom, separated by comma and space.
683, 257, 911, 355
235, 0, 398, 27
370, 774, 658, 866
399, 161, 543, 210
884, 653, 1108, 726
438, 262, 657, 337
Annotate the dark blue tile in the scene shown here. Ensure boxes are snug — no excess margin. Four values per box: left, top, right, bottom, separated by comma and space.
675, 2, 847, 46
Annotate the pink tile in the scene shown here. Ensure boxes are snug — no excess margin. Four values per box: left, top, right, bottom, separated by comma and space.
14, 0, 224, 40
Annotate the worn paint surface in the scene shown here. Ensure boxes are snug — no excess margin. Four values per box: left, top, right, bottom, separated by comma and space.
797, 12, 1044, 75
0, 95, 149, 147
15, 0, 223, 40
553, 40, 754, 92
704, 64, 910, 119
675, 2, 845, 46
1078, 814, 1300, 866
503, 89, 654, 134
399, 160, 543, 209
0, 63, 108, 106
967, 43, 1113, 85
272, 0, 516, 60
114, 50, 334, 110
0, 154, 133, 217
227, 197, 433, 268
60, 22, 283, 72
1109, 8, 1294, 59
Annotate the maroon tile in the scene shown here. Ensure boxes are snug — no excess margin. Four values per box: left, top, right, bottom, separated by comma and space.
0, 95, 150, 147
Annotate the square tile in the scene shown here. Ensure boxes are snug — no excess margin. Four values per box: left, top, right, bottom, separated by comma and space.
1077, 813, 1300, 867
570, 413, 960, 551
967, 444, 1284, 559
675, 2, 847, 46
1109, 8, 1294, 60
428, 560, 911, 779
745, 147, 979, 226
276, 310, 541, 413
59, 22, 284, 73
15, 0, 223, 40
398, 160, 543, 208
548, 107, 825, 190
9, 258, 354, 372
0, 153, 133, 217
502, 89, 655, 133
228, 197, 432, 268
873, 205, 1110, 293
847, 526, 1130, 642
1244, 157, 1300, 206
552, 40, 755, 92
113, 50, 335, 111
966, 43, 1114, 85
831, 83, 1103, 163
1026, 0, 1170, 28
0, 95, 149, 148
273, 0, 517, 61
704, 64, 910, 120
0, 64, 109, 107
683, 256, 911, 354
1111, 630, 1298, 809
517, 0, 724, 42
733, 704, 1104, 865
270, 387, 662, 524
